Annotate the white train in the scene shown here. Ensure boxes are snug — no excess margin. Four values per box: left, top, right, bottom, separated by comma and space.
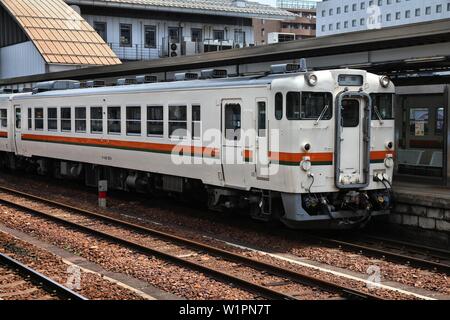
0, 65, 395, 229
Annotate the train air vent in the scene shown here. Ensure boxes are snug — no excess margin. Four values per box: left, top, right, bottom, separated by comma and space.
174, 73, 199, 81
84, 80, 105, 88
270, 64, 301, 74
200, 69, 228, 79
136, 75, 158, 84
32, 80, 80, 94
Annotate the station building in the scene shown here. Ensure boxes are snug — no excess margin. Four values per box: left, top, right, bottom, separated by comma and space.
317, 0, 450, 37
65, 0, 295, 61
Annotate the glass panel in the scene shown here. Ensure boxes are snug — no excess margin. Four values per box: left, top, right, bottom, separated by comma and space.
225, 103, 241, 141
258, 102, 266, 137
126, 107, 141, 135
301, 92, 332, 120
147, 106, 163, 136
34, 108, 43, 130
144, 26, 156, 48
61, 107, 71, 132
0, 109, 7, 128
341, 100, 360, 127
192, 105, 201, 139
108, 107, 121, 134
436, 107, 444, 136
409, 108, 429, 136
286, 92, 301, 120
75, 107, 86, 132
120, 24, 132, 47
28, 108, 32, 130
48, 108, 57, 131
91, 107, 103, 134
372, 94, 394, 120
275, 93, 283, 120
169, 105, 187, 137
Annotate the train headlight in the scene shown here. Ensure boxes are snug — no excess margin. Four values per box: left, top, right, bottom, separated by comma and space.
380, 76, 391, 88
305, 73, 318, 86
303, 143, 311, 152
385, 141, 394, 150
301, 156, 312, 171
384, 155, 394, 168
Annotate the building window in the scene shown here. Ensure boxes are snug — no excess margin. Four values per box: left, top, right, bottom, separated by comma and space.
0, 109, 7, 129
147, 106, 164, 136
361, 2, 365, 10
61, 107, 71, 132
91, 107, 103, 134
344, 21, 349, 28
436, 4, 442, 13
94, 22, 107, 42
386, 13, 392, 21
127, 107, 141, 135
107, 106, 121, 134
144, 26, 156, 48
192, 105, 201, 139
409, 108, 429, 136
321, 25, 325, 32
213, 30, 225, 41
336, 7, 341, 14
378, 0, 382, 6
35, 108, 44, 130
415, 8, 421, 16
48, 108, 57, 131
352, 20, 357, 27
426, 6, 431, 15
75, 107, 86, 133
436, 107, 444, 135
344, 5, 348, 13
169, 105, 187, 138
234, 30, 246, 44
396, 12, 401, 20
191, 28, 203, 42
28, 108, 32, 129
224, 104, 241, 141
168, 27, 181, 43
405, 10, 411, 18
329, 8, 333, 15
120, 24, 132, 47
448, 3, 450, 11
360, 18, 365, 26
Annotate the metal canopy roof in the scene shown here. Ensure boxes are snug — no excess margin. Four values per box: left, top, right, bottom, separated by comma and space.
0, 0, 121, 66
2, 18, 450, 86
65, 0, 296, 20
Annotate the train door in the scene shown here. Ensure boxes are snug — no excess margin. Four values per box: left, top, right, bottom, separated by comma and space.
335, 93, 371, 189
13, 105, 23, 154
255, 98, 270, 180
221, 99, 245, 187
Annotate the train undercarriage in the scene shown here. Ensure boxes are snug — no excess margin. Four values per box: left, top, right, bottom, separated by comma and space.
0, 153, 393, 230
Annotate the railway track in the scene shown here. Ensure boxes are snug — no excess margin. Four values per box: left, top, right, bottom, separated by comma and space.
0, 185, 381, 300
305, 233, 450, 275
0, 252, 87, 300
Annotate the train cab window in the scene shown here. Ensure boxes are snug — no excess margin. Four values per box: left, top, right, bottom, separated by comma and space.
28, 108, 32, 130
192, 105, 201, 139
147, 106, 164, 137
169, 105, 187, 138
91, 107, 103, 134
301, 92, 332, 120
127, 107, 141, 136
225, 103, 241, 141
341, 99, 360, 127
108, 107, 121, 134
275, 93, 283, 120
61, 108, 72, 132
371, 93, 394, 120
48, 108, 57, 131
258, 102, 266, 137
75, 107, 86, 133
0, 109, 7, 129
35, 108, 44, 130
286, 92, 301, 120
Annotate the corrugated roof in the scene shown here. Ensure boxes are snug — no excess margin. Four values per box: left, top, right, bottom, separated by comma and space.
0, 0, 121, 66
66, 0, 297, 19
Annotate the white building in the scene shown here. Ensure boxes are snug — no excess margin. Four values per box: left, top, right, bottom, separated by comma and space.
317, 0, 450, 37
66, 0, 296, 61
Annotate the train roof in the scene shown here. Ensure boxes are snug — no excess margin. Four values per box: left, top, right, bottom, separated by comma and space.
13, 71, 314, 101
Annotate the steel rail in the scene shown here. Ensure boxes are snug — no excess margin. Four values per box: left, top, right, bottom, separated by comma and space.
0, 252, 88, 300
0, 185, 381, 300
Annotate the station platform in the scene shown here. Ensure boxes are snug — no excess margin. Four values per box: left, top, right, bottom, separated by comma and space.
372, 181, 450, 248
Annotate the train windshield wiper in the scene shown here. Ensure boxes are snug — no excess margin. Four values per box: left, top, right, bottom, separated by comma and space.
314, 104, 329, 126
373, 105, 384, 125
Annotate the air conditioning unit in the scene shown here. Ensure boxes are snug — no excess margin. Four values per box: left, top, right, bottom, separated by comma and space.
169, 42, 181, 58
182, 41, 199, 56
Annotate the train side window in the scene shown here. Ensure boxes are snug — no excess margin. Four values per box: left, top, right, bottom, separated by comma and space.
0, 109, 7, 129
61, 107, 72, 132
91, 107, 103, 134
192, 105, 201, 139
108, 106, 121, 134
371, 93, 394, 120
15, 108, 21, 129
169, 105, 187, 138
48, 108, 57, 131
225, 103, 241, 141
35, 108, 44, 130
127, 106, 141, 136
286, 92, 301, 120
28, 108, 32, 130
147, 106, 164, 137
275, 93, 283, 120
75, 107, 86, 133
